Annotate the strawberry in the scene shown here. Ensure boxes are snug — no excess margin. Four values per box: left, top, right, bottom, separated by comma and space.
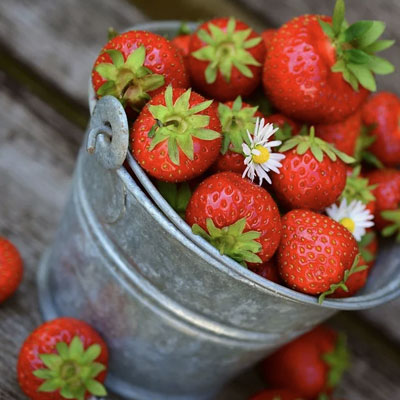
339, 166, 376, 215
358, 230, 378, 269
131, 85, 221, 182
0, 237, 23, 303
271, 128, 353, 211
171, 23, 193, 71
278, 210, 360, 300
263, 0, 394, 124
250, 389, 304, 400
315, 111, 362, 157
249, 258, 281, 284
17, 317, 108, 400
213, 96, 264, 174
261, 29, 277, 50
261, 325, 349, 400
186, 172, 281, 264
362, 92, 400, 167
189, 17, 266, 101
367, 169, 400, 239
92, 30, 189, 111
265, 114, 300, 137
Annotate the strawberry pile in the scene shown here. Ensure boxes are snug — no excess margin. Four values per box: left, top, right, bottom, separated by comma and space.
90, 0, 399, 303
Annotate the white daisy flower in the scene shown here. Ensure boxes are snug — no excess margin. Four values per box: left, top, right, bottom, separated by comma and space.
242, 118, 286, 185
326, 198, 375, 241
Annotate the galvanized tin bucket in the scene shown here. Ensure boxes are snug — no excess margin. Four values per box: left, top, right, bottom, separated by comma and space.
38, 21, 400, 400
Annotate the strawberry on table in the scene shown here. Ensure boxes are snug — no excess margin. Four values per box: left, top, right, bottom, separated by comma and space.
0, 237, 23, 303
250, 388, 304, 400
189, 17, 266, 101
213, 96, 264, 174
261, 325, 349, 400
186, 172, 281, 264
278, 210, 361, 300
131, 85, 222, 182
263, 0, 394, 124
362, 91, 400, 167
367, 169, 400, 239
17, 317, 108, 400
271, 127, 353, 212
315, 111, 362, 157
92, 30, 189, 111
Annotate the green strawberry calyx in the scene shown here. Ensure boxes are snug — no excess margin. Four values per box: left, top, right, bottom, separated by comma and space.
218, 96, 259, 154
381, 209, 400, 241
156, 181, 191, 218
340, 165, 377, 205
318, 253, 367, 303
33, 336, 107, 400
192, 17, 262, 84
95, 45, 165, 111
354, 124, 384, 169
192, 217, 262, 265
148, 85, 220, 165
322, 332, 350, 388
319, 0, 395, 92
358, 230, 376, 263
279, 126, 355, 164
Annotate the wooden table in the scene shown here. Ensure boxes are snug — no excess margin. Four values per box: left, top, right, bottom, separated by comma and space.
1, 1, 400, 398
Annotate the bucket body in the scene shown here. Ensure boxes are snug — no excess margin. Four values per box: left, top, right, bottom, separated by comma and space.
38, 22, 400, 400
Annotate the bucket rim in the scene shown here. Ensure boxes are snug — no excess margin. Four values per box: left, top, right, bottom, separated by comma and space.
88, 20, 400, 311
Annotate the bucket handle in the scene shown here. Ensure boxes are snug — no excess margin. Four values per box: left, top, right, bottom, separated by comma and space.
86, 96, 129, 170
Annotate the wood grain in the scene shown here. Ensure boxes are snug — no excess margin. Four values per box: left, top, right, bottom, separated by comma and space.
0, 0, 147, 107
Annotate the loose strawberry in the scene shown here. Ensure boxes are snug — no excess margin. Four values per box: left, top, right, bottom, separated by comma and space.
131, 85, 221, 182
278, 210, 360, 300
261, 325, 349, 400
339, 166, 376, 215
92, 30, 189, 111
189, 17, 265, 101
362, 92, 400, 167
213, 96, 263, 174
261, 29, 277, 50
250, 389, 304, 400
0, 237, 23, 303
171, 23, 193, 71
272, 128, 353, 211
186, 172, 281, 264
315, 111, 362, 157
263, 0, 394, 123
249, 258, 281, 283
367, 169, 400, 239
18, 318, 108, 400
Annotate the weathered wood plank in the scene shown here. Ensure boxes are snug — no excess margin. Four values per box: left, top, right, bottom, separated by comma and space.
0, 0, 147, 107
233, 0, 400, 94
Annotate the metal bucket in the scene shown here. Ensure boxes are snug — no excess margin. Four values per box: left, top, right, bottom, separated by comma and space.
38, 21, 400, 400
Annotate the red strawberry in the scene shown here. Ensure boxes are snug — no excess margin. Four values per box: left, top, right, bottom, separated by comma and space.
186, 172, 281, 264
271, 128, 352, 211
367, 169, 400, 239
278, 210, 360, 299
131, 86, 221, 182
249, 258, 281, 283
339, 166, 376, 215
0, 237, 23, 303
358, 230, 378, 269
172, 34, 191, 70
261, 29, 277, 50
362, 92, 400, 167
263, 1, 394, 123
261, 325, 349, 400
213, 96, 264, 174
92, 30, 189, 111
189, 17, 266, 101
17, 317, 108, 400
250, 389, 304, 400
315, 111, 362, 156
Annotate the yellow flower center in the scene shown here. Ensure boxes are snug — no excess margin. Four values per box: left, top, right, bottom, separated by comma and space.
340, 217, 355, 233
252, 145, 270, 164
